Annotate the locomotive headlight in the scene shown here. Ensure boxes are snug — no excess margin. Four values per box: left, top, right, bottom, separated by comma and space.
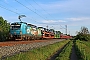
20, 31, 22, 35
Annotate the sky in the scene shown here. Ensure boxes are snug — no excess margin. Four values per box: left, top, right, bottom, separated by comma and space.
0, 0, 90, 36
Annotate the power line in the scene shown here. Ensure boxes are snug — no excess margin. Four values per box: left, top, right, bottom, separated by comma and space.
15, 0, 47, 20
24, 0, 37, 11
0, 4, 44, 26
33, 0, 55, 19
24, 0, 48, 19
0, 0, 41, 24
0, 1, 51, 29
1, 0, 18, 12
0, 4, 20, 15
0, 0, 60, 30
0, 4, 36, 23
25, 0, 57, 27
16, 0, 57, 27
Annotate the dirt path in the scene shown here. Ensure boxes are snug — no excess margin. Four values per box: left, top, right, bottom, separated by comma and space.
48, 40, 78, 60
70, 43, 78, 60
48, 46, 64, 60
47, 42, 69, 60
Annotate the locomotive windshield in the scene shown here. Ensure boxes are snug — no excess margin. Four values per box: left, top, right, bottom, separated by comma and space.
10, 24, 21, 29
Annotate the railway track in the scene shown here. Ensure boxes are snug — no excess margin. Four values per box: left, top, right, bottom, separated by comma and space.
0, 39, 64, 47
0, 40, 47, 47
0, 39, 65, 59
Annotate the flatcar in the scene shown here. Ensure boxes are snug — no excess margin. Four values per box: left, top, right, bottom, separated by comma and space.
60, 34, 72, 39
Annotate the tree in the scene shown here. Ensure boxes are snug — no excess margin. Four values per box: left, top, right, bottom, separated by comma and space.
80, 26, 89, 34
75, 26, 90, 41
0, 17, 10, 41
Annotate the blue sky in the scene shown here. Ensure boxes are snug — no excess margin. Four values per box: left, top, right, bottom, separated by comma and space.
0, 0, 90, 36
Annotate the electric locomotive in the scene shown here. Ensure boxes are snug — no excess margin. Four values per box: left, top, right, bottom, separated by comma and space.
10, 22, 42, 40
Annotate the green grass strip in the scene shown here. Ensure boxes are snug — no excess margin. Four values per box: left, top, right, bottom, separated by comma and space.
55, 41, 73, 60
82, 41, 90, 48
75, 40, 90, 60
4, 40, 69, 60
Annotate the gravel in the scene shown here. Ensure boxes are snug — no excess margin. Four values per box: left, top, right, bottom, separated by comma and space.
0, 39, 64, 59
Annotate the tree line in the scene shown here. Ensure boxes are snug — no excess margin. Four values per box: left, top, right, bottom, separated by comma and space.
0, 17, 10, 41
75, 26, 90, 41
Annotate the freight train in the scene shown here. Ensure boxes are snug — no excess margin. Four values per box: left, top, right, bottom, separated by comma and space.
10, 22, 71, 40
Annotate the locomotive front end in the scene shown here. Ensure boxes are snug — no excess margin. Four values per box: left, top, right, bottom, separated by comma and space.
10, 22, 21, 39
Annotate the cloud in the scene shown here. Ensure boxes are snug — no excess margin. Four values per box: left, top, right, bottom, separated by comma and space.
42, 20, 66, 23
33, 0, 90, 15
67, 17, 90, 21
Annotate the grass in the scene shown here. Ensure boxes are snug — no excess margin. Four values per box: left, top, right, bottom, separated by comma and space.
82, 41, 90, 47
55, 40, 73, 60
75, 40, 90, 60
4, 40, 69, 60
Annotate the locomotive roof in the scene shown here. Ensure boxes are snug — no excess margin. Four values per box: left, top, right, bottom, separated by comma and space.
11, 22, 27, 24
38, 27, 43, 28
28, 24, 37, 27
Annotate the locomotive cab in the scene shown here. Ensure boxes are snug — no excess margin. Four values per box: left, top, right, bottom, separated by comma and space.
10, 22, 27, 40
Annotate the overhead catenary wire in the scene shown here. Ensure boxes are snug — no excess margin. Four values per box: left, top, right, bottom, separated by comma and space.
32, 0, 57, 28
0, 0, 60, 30
14, 0, 51, 26
32, 0, 55, 19
0, 4, 41, 25
0, 4, 20, 15
15, 0, 47, 20
24, 0, 48, 19
15, 0, 59, 28
0, 1, 40, 23
26, 0, 61, 27
1, 0, 18, 12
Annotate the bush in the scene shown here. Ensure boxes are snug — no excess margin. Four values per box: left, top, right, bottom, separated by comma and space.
75, 33, 90, 41
75, 26, 90, 41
